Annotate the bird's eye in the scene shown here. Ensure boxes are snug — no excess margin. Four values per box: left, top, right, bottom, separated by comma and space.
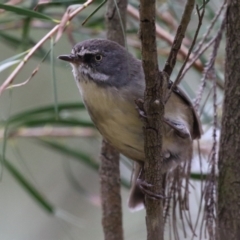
95, 55, 102, 61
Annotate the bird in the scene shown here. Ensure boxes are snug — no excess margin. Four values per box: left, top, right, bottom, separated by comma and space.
58, 38, 202, 211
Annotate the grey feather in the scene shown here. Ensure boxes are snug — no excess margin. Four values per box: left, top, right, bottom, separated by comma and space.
58, 39, 202, 211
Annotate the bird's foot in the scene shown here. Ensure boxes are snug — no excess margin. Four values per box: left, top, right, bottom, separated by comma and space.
135, 98, 147, 119
136, 178, 166, 200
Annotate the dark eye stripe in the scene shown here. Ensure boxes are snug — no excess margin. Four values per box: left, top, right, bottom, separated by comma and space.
83, 54, 93, 62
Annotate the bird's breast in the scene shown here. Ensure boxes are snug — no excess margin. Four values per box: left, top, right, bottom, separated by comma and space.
77, 80, 145, 161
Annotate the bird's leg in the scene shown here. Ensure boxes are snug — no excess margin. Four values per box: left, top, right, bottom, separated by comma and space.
136, 165, 166, 200
135, 98, 147, 119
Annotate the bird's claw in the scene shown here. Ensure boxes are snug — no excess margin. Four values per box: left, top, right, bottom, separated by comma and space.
135, 98, 147, 119
136, 178, 166, 200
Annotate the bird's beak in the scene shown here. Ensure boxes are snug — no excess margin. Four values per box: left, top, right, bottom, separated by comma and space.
58, 54, 77, 63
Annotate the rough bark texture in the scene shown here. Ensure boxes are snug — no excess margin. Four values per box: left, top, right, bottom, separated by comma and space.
100, 140, 124, 240
218, 1, 240, 239
99, 1, 127, 240
105, 0, 127, 46
139, 0, 164, 239
163, 0, 195, 77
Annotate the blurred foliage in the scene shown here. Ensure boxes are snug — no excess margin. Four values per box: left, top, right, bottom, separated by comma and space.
0, 0, 224, 238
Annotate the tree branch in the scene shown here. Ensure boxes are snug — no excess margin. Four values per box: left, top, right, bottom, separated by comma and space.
218, 0, 240, 238
0, 0, 93, 96
127, 4, 203, 72
139, 0, 164, 239
165, 3, 205, 103
194, 16, 225, 111
99, 1, 127, 240
100, 140, 124, 240
179, 0, 226, 84
163, 0, 195, 76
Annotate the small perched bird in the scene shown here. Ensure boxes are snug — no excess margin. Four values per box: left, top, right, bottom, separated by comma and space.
58, 39, 202, 211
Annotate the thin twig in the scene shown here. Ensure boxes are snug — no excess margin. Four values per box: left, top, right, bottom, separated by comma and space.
191, 141, 205, 240
127, 4, 203, 71
6, 67, 39, 89
82, 0, 107, 25
199, 86, 213, 117
196, 11, 226, 240
201, 12, 225, 240
194, 16, 226, 111
194, 0, 227, 55
179, 1, 227, 84
165, 3, 205, 103
163, 0, 195, 76
0, 0, 93, 96
205, 60, 218, 240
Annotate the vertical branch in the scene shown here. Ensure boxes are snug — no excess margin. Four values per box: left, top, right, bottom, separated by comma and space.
100, 140, 124, 240
99, 1, 127, 240
218, 0, 240, 239
106, 0, 127, 46
163, 0, 195, 77
139, 0, 197, 239
139, 0, 164, 239
197, 17, 225, 238
163, 0, 195, 103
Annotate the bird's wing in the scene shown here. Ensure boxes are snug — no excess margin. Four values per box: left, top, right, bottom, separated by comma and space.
171, 85, 203, 139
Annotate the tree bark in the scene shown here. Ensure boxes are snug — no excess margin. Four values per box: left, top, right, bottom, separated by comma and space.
106, 0, 127, 46
139, 0, 164, 239
99, 1, 127, 240
218, 1, 240, 239
100, 140, 124, 240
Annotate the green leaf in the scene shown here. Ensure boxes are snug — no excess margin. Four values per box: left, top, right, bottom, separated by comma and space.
0, 60, 20, 73
36, 0, 89, 8
2, 155, 54, 213
50, 38, 59, 118
0, 103, 93, 135
20, 17, 31, 51
0, 3, 57, 22
190, 172, 208, 181
11, 118, 94, 128
82, 0, 107, 26
39, 139, 99, 170
39, 140, 130, 189
7, 103, 86, 124
0, 32, 48, 58
0, 51, 28, 67
0, 31, 22, 48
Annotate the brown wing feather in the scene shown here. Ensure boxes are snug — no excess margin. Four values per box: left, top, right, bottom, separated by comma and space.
171, 85, 203, 139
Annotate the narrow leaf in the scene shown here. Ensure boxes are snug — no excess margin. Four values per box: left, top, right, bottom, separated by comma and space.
82, 0, 107, 26
39, 139, 99, 170
39, 140, 130, 188
0, 51, 28, 67
7, 103, 86, 124
50, 38, 59, 118
0, 60, 20, 73
2, 156, 54, 213
0, 3, 56, 22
